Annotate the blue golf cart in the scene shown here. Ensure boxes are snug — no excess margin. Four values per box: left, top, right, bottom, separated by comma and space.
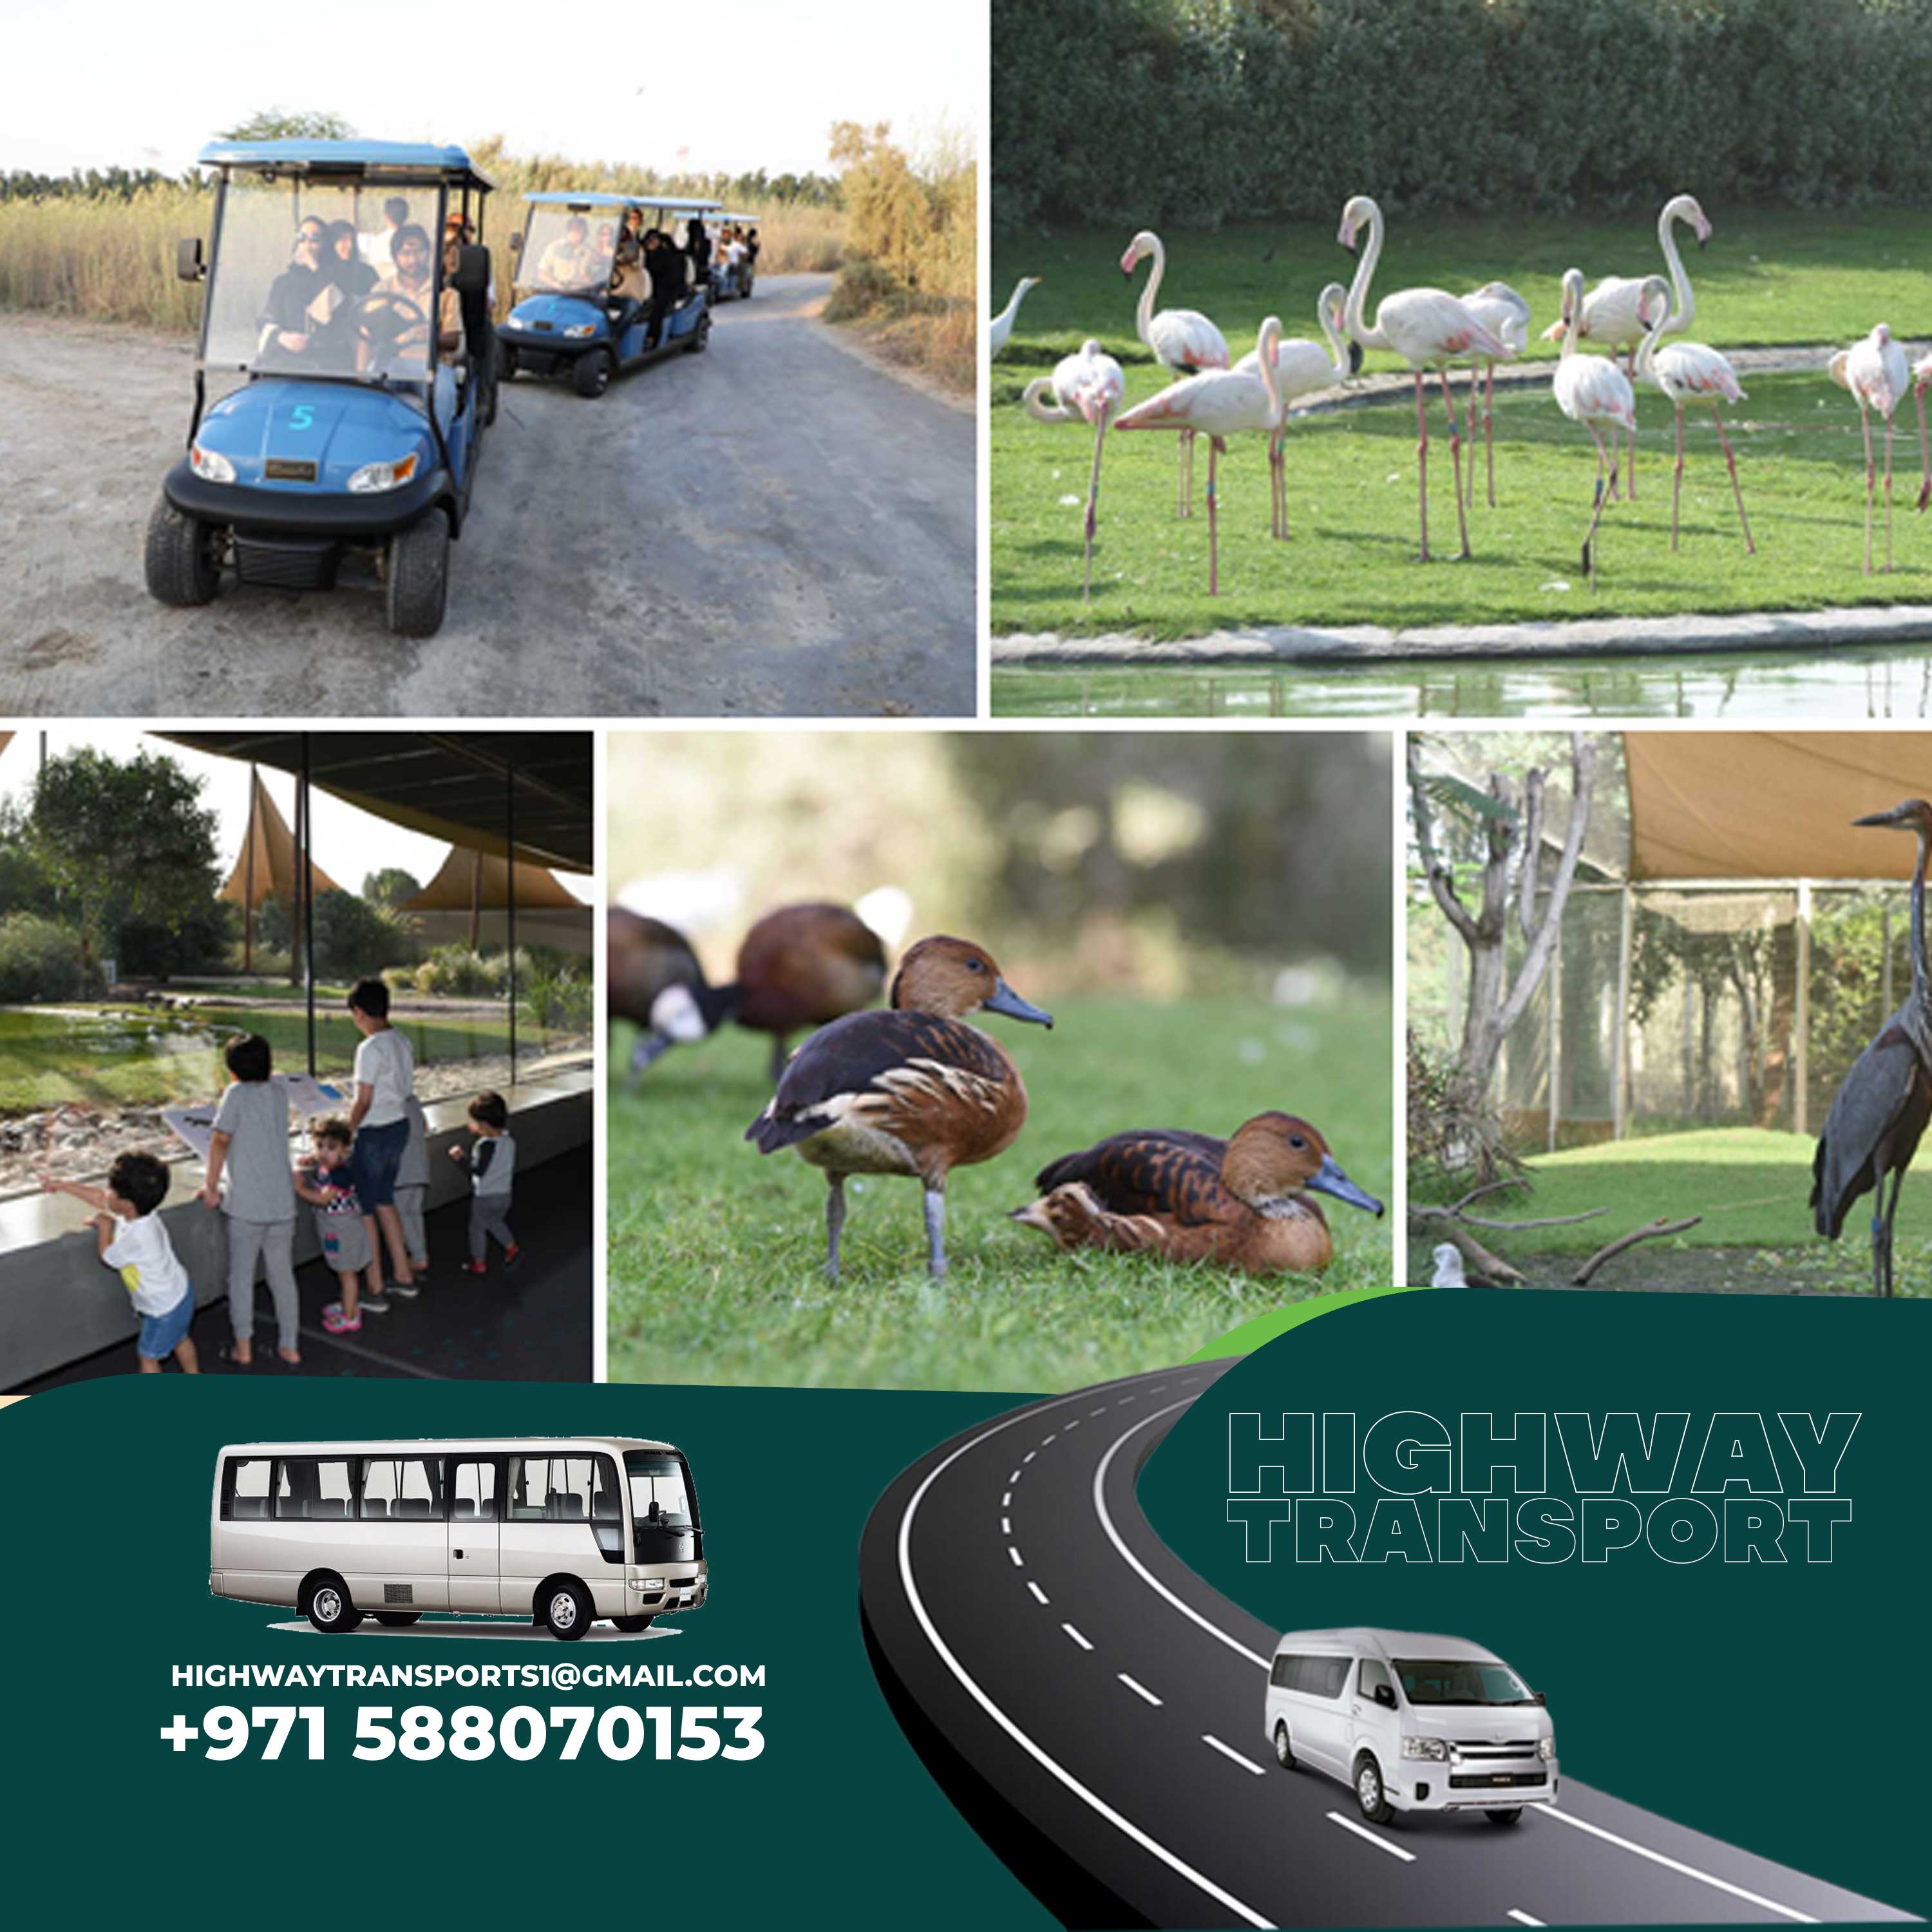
709, 212, 759, 302
497, 192, 720, 397
146, 139, 496, 638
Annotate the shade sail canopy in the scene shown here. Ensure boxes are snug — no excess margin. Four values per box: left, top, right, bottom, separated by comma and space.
161, 733, 592, 873
220, 771, 341, 909
1626, 732, 1932, 880
401, 850, 591, 956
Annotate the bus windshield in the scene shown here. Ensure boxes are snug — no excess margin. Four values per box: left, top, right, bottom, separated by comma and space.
625, 1452, 695, 1530
1395, 1658, 1535, 1705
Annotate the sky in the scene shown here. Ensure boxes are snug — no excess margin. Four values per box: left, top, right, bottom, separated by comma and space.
1, 0, 982, 180
0, 729, 591, 905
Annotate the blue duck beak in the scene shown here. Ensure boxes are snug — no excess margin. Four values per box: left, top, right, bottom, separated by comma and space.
984, 979, 1054, 1028
1307, 1153, 1383, 1217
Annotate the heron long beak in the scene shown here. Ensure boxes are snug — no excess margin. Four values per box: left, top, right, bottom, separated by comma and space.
983, 979, 1054, 1028
1306, 1153, 1383, 1217
1854, 806, 1913, 828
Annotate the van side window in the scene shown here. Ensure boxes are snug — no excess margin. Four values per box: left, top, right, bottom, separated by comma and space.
451, 1460, 498, 1522
1319, 1656, 1349, 1698
222, 1455, 273, 1520
274, 1456, 355, 1520
1359, 1658, 1392, 1702
359, 1456, 444, 1520
1271, 1654, 1300, 1689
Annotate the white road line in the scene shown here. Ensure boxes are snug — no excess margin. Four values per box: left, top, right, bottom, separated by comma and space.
1024, 1450, 1037, 1463
1007, 1545, 1024, 1567
1116, 1396, 1135, 1406
1118, 1673, 1163, 1707
891, 1375, 1278, 1932
1093, 1401, 1273, 1670
1008, 1468, 1021, 1484
1065, 1418, 1081, 1430
1062, 1622, 1094, 1651
1001, 1517, 1012, 1535
1026, 1580, 1050, 1607
1327, 1813, 1416, 1864
1531, 1806, 1819, 1924
1001, 1491, 1012, 1508
1201, 1734, 1269, 1777
1041, 1432, 1057, 1445
1508, 1911, 1546, 1926
1091, 1407, 1108, 1416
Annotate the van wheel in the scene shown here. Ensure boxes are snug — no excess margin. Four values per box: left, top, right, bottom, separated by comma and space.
303, 1574, 363, 1634
612, 1615, 654, 1633
145, 496, 222, 606
1272, 1722, 1296, 1770
542, 1579, 592, 1641
1485, 1808, 1523, 1826
574, 349, 611, 397
375, 1612, 422, 1627
1354, 1753, 1392, 1824
386, 511, 450, 637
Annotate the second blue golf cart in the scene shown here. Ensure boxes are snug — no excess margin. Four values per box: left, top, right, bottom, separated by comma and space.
497, 193, 721, 397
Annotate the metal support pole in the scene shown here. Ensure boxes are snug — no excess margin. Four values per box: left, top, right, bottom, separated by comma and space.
506, 756, 518, 1079
243, 764, 257, 978
301, 735, 316, 1079
1612, 885, 1634, 1141
1546, 923, 1563, 1154
1795, 880, 1812, 1138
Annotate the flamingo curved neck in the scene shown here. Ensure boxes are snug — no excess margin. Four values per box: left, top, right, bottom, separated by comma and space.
1558, 279, 1582, 363
1656, 204, 1695, 336
1022, 377, 1065, 424
1133, 236, 1166, 349
1343, 205, 1390, 352
1319, 300, 1350, 379
1257, 328, 1283, 420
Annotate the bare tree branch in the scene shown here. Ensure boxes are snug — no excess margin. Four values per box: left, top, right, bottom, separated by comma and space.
1496, 732, 1598, 1042
1407, 734, 1480, 945
1570, 1215, 1702, 1285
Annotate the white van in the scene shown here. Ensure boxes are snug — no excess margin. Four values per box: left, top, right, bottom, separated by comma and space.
1264, 1627, 1557, 1825
210, 1437, 706, 1640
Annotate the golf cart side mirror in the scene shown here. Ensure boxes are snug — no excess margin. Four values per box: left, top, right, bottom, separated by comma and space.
1373, 1683, 1396, 1709
176, 236, 204, 283
454, 243, 489, 298
1533, 1691, 1546, 1706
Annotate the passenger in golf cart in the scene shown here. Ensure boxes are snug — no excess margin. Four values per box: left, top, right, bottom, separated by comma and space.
144, 140, 497, 639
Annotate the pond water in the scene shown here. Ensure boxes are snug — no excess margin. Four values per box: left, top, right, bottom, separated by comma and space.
994, 642, 1932, 720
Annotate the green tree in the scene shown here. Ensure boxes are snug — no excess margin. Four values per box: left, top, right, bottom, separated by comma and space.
362, 867, 422, 909
28, 749, 223, 977
216, 108, 354, 142
308, 889, 418, 981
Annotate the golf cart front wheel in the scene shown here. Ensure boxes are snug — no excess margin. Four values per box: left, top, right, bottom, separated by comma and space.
144, 495, 221, 606
574, 349, 612, 398
687, 315, 711, 354
386, 512, 450, 638
498, 343, 518, 385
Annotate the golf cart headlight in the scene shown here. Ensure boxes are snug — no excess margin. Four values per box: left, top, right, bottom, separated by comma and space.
506, 314, 526, 330
346, 453, 419, 495
1539, 1736, 1556, 1761
189, 442, 235, 484
1401, 1737, 1448, 1761
640, 1578, 667, 1591
562, 323, 598, 339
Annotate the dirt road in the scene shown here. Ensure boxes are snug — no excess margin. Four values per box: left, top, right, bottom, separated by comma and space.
0, 274, 974, 717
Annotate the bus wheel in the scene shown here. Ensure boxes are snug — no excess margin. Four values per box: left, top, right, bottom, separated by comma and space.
375, 1612, 422, 1627
612, 1615, 654, 1633
542, 1579, 592, 1641
304, 1573, 363, 1634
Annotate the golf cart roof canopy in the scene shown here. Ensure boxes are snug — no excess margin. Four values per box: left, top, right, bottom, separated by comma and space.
713, 211, 759, 223
196, 138, 493, 187
519, 191, 721, 214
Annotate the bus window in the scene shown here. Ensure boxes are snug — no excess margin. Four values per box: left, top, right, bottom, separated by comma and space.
507, 1454, 614, 1525
451, 1460, 498, 1522
274, 1456, 355, 1520
223, 1455, 274, 1521
359, 1455, 444, 1520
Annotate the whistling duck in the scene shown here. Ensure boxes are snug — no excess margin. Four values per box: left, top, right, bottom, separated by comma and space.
1010, 1112, 1383, 1275
609, 909, 743, 1077
744, 935, 1054, 1279
735, 902, 889, 1082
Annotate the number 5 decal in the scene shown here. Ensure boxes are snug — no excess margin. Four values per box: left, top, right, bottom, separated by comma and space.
289, 404, 315, 430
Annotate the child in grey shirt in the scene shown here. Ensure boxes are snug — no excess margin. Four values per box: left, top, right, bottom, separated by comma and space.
394, 1092, 431, 1285
451, 1090, 519, 1273
198, 1034, 300, 1367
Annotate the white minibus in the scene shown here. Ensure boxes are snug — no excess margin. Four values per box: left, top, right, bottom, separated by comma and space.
1264, 1627, 1557, 1825
211, 1436, 706, 1640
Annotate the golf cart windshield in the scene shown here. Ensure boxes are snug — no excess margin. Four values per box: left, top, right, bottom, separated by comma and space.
517, 205, 618, 297
203, 173, 443, 385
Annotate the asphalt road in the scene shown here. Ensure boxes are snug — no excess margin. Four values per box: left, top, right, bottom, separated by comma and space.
0, 276, 974, 717
860, 1363, 1915, 1928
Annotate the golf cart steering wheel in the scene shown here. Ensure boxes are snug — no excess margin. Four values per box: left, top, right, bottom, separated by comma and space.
356, 291, 430, 368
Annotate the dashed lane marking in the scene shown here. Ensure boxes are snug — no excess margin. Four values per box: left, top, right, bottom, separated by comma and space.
1062, 1623, 1094, 1652
1327, 1814, 1415, 1864
1119, 1673, 1163, 1707
1201, 1734, 1269, 1777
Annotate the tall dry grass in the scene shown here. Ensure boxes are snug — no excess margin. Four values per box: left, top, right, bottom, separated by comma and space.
0, 149, 846, 332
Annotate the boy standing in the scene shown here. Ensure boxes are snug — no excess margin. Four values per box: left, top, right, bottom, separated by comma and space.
199, 1032, 301, 1367
345, 977, 418, 1299
394, 1090, 431, 1282
43, 1153, 200, 1374
450, 1090, 519, 1274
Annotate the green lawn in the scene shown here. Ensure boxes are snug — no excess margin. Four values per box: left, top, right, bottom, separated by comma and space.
993, 210, 1932, 638
606, 993, 1396, 1392
1411, 1126, 1932, 1296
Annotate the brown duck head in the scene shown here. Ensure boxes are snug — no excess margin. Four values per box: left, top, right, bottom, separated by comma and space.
889, 936, 1054, 1028
1222, 1113, 1383, 1218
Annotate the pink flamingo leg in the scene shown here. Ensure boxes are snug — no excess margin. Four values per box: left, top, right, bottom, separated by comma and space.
1580, 421, 1616, 582
1413, 370, 1430, 563
1918, 381, 1931, 515
1206, 435, 1221, 596
1626, 406, 1638, 501
1269, 426, 1287, 541
1484, 363, 1497, 509
1438, 369, 1472, 560
1710, 402, 1754, 554
1083, 406, 1108, 605
1177, 428, 1193, 520
1671, 405, 1685, 553
1885, 414, 1897, 573
1859, 400, 1875, 575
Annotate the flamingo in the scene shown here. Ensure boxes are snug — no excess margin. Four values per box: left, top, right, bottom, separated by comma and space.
1830, 325, 1912, 574
1552, 266, 1639, 583
1234, 281, 1357, 539
990, 276, 1041, 358
1912, 350, 1932, 515
1633, 274, 1754, 556
1023, 338, 1128, 603
1336, 194, 1511, 563
1456, 281, 1531, 508
1115, 316, 1283, 596
1121, 229, 1230, 518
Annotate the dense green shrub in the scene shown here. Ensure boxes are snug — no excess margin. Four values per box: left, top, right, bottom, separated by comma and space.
994, 0, 1932, 231
412, 945, 506, 999
0, 913, 88, 1003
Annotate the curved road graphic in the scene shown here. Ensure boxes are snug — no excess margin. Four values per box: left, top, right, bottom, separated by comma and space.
860, 1362, 1914, 1927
